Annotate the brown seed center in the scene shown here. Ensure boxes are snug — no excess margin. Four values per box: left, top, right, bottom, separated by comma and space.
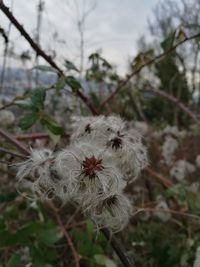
82, 155, 104, 178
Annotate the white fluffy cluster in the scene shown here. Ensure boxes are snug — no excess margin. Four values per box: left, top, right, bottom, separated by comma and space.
161, 136, 179, 166
193, 246, 200, 267
196, 155, 200, 168
0, 110, 15, 126
170, 159, 196, 181
153, 125, 186, 139
17, 115, 148, 232
153, 195, 171, 222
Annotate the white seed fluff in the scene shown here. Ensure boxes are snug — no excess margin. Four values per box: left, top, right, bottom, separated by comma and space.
162, 136, 178, 166
170, 159, 196, 181
17, 115, 148, 231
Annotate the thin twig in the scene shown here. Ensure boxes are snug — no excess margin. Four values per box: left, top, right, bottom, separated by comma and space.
0, 167, 15, 177
0, 99, 16, 110
99, 31, 200, 112
0, 147, 28, 159
48, 201, 80, 267
0, 159, 10, 165
65, 221, 86, 230
135, 207, 200, 221
65, 207, 81, 227
145, 167, 173, 188
14, 132, 70, 140
0, 1, 98, 115
101, 228, 134, 267
0, 128, 30, 155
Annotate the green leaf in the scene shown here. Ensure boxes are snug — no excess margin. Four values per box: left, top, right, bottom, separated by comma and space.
187, 192, 200, 214
39, 227, 61, 245
6, 253, 20, 267
161, 31, 176, 51
55, 75, 66, 93
65, 76, 81, 92
16, 222, 44, 238
31, 88, 46, 110
19, 112, 39, 130
30, 245, 45, 267
88, 52, 100, 61
109, 73, 119, 81
64, 60, 79, 72
15, 99, 34, 110
195, 35, 200, 42
86, 220, 95, 235
33, 65, 57, 73
101, 58, 112, 69
41, 116, 64, 135
30, 243, 57, 267
0, 192, 17, 203
175, 28, 187, 43
94, 254, 117, 267
46, 128, 61, 144
132, 53, 144, 71
0, 230, 17, 247
143, 49, 154, 61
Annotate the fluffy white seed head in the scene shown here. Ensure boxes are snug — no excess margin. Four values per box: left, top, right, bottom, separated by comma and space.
170, 160, 196, 181
70, 115, 125, 147
54, 142, 126, 201
193, 246, 200, 267
16, 148, 54, 181
16, 115, 148, 231
89, 192, 131, 232
0, 110, 15, 126
196, 155, 200, 168
153, 195, 171, 222
106, 130, 148, 179
16, 148, 67, 200
162, 136, 178, 166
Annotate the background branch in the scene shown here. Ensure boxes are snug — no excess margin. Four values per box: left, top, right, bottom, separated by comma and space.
0, 128, 30, 155
0, 0, 98, 115
99, 31, 200, 111
142, 84, 200, 125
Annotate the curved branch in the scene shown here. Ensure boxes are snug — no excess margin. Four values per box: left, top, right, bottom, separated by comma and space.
0, 128, 30, 155
99, 31, 200, 111
142, 85, 200, 125
0, 0, 98, 115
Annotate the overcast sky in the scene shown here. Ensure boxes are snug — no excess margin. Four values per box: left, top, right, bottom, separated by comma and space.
0, 0, 161, 74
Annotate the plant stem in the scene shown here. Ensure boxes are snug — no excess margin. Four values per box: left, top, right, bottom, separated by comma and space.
101, 228, 134, 267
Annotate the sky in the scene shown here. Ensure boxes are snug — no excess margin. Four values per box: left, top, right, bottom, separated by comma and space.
0, 0, 161, 74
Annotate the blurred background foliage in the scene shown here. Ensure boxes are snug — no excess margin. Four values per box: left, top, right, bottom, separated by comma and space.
0, 0, 200, 266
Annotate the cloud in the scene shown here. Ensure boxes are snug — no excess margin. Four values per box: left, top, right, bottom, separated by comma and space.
1, 0, 160, 74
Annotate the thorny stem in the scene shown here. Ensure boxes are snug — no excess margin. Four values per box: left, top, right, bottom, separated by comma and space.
0, 0, 98, 115
0, 127, 134, 267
